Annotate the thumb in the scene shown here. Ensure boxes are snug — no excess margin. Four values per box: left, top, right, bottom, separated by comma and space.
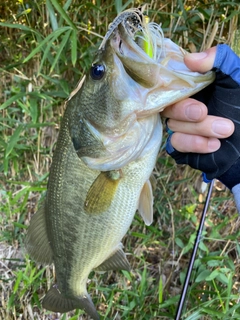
184, 47, 217, 73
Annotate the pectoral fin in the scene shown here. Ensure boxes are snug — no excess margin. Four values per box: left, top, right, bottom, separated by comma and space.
84, 170, 121, 214
95, 244, 130, 271
25, 203, 53, 265
138, 179, 154, 226
42, 285, 99, 320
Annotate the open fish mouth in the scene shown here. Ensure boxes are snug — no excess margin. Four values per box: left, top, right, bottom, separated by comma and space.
100, 7, 214, 91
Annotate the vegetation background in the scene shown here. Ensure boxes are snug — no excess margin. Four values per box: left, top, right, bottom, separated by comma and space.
1, 0, 240, 319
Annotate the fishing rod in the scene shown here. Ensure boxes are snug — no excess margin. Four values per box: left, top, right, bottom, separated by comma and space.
175, 179, 215, 320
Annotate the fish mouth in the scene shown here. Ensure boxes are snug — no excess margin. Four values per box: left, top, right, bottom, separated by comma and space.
113, 23, 156, 62
107, 13, 162, 88
99, 8, 214, 90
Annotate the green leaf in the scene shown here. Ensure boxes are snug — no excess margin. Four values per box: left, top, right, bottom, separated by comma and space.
139, 267, 147, 296
186, 203, 196, 214
0, 93, 26, 110
115, 0, 134, 14
216, 272, 229, 285
199, 241, 209, 253
202, 255, 225, 262
202, 307, 226, 316
50, 0, 77, 30
23, 27, 70, 64
121, 270, 132, 281
197, 7, 211, 20
71, 29, 77, 66
0, 22, 38, 34
225, 10, 240, 23
13, 222, 28, 229
29, 97, 38, 123
46, 0, 59, 31
207, 260, 222, 267
63, 0, 73, 11
3, 158, 9, 175
236, 242, 240, 256
59, 79, 70, 95
7, 293, 15, 308
131, 232, 147, 239
175, 237, 184, 248
159, 295, 179, 308
50, 29, 72, 73
13, 271, 23, 293
182, 240, 193, 254
158, 276, 163, 304
5, 125, 24, 158
32, 292, 41, 309
195, 269, 211, 283
205, 269, 220, 281
185, 311, 202, 320
225, 258, 235, 271
37, 28, 68, 73
32, 268, 46, 282
226, 273, 233, 299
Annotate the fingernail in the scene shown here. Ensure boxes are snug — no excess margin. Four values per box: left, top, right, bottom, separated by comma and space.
189, 52, 208, 60
208, 138, 221, 152
212, 120, 233, 136
185, 105, 203, 120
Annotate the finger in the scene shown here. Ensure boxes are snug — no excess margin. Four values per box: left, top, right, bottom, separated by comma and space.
167, 116, 234, 139
184, 47, 217, 73
171, 133, 221, 153
161, 98, 207, 122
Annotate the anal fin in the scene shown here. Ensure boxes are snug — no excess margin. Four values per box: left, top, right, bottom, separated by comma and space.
138, 179, 154, 226
25, 203, 53, 265
42, 285, 100, 320
95, 244, 130, 272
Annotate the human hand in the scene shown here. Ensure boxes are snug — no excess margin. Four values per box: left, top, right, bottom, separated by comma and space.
161, 47, 234, 154
162, 45, 240, 211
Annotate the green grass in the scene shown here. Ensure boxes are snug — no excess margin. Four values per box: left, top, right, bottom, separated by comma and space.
1, 0, 240, 319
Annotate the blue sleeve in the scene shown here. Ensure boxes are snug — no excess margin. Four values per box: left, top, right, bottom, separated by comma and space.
214, 44, 240, 85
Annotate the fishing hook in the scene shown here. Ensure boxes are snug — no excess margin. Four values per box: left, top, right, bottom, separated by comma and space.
175, 179, 215, 320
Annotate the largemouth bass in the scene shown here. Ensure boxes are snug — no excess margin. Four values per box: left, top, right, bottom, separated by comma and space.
25, 8, 214, 320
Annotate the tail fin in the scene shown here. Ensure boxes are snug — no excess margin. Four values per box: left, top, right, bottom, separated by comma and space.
42, 285, 100, 320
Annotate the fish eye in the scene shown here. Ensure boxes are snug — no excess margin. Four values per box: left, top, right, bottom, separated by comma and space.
90, 64, 105, 80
